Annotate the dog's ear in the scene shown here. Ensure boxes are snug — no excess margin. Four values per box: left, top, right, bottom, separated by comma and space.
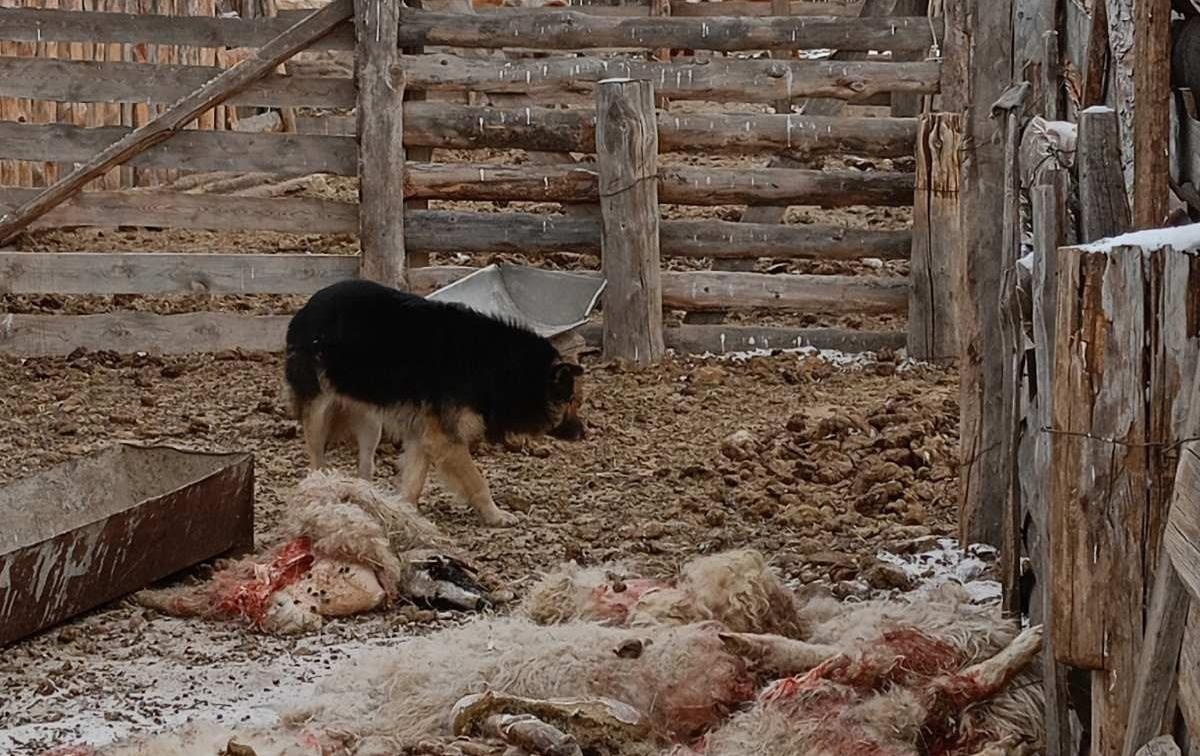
550, 361, 583, 398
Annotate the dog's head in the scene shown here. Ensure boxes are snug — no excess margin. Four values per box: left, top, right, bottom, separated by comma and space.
545, 360, 587, 441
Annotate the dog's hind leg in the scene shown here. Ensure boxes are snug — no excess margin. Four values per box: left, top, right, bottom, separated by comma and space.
437, 443, 516, 527
397, 436, 432, 504
301, 395, 336, 470
353, 412, 383, 480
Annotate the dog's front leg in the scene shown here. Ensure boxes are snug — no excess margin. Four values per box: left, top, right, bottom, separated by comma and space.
438, 443, 516, 527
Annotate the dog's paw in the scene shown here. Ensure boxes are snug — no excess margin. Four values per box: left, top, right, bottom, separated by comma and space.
482, 509, 519, 527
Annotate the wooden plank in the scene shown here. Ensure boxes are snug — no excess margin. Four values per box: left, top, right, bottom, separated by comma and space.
661, 219, 911, 259
400, 53, 943, 103
661, 270, 907, 313
0, 0, 355, 246
1132, 0, 1171, 229
0, 56, 355, 109
0, 7, 357, 52
1043, 29, 1060, 120
660, 166, 913, 206
0, 252, 358, 295
0, 187, 357, 234
296, 106, 921, 158
597, 78, 664, 365
354, 0, 406, 288
1078, 106, 1133, 241
0, 52, 937, 107
1106, 0, 1136, 189
0, 311, 295, 355
1180, 607, 1200, 744
907, 111, 960, 362
0, 3, 926, 51
1123, 553, 1190, 756
669, 0, 865, 17
995, 82, 1029, 618
0, 311, 901, 358
0, 188, 909, 260
1050, 245, 1149, 671
943, 0, 1015, 551
370, 6, 943, 52
1083, 0, 1109, 108
1030, 173, 1073, 756
0, 122, 356, 176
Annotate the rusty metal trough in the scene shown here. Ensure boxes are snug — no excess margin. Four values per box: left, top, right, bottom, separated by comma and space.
0, 443, 254, 648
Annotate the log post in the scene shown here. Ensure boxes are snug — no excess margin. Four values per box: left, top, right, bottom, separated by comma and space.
943, 0, 1016, 550
993, 81, 1030, 618
907, 113, 961, 361
1043, 30, 1060, 121
596, 78, 664, 365
1077, 106, 1132, 242
1132, 0, 1171, 229
1049, 232, 1200, 756
404, 0, 433, 269
355, 0, 407, 289
1030, 172, 1074, 756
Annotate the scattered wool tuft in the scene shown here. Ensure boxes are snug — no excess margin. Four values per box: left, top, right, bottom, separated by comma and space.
520, 549, 805, 637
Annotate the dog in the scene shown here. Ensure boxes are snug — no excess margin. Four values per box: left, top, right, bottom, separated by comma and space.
284, 279, 586, 527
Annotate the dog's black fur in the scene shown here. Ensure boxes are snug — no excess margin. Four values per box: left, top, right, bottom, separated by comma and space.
285, 279, 584, 444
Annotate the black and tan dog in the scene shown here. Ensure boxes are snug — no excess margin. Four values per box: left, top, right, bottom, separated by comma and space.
285, 279, 586, 527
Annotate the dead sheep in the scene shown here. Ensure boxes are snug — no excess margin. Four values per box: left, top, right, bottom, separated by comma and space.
519, 549, 807, 638
285, 617, 756, 755
703, 583, 1045, 756
135, 470, 487, 634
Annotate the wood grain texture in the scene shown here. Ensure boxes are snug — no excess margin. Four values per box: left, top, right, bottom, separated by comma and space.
1030, 172, 1073, 756
660, 270, 907, 313
299, 104, 919, 158
1049, 243, 1200, 756
354, 0, 406, 288
394, 6, 937, 51
0, 311, 898, 358
399, 53, 942, 104
0, 0, 354, 245
1078, 107, 1133, 241
907, 112, 960, 362
0, 56, 355, 109
0, 252, 357, 295
1132, 0, 1171, 228
0, 122, 355, 176
597, 78, 664, 365
944, 0, 1015, 551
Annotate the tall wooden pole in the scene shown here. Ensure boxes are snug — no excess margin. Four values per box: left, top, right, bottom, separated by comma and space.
597, 78, 664, 365
355, 0, 408, 289
1133, 0, 1171, 228
943, 0, 1016, 549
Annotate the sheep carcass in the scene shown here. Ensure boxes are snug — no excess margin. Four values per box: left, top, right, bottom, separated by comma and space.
136, 470, 489, 634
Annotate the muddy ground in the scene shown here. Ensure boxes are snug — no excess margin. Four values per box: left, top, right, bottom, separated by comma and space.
0, 347, 962, 754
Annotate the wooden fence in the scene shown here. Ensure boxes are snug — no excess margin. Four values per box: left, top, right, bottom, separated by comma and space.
0, 0, 939, 358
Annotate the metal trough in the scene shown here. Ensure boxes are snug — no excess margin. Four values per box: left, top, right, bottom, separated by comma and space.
0, 443, 254, 648
427, 263, 606, 339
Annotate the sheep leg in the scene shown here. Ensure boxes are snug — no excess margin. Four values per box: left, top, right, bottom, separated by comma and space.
925, 624, 1043, 711
480, 714, 582, 756
718, 632, 839, 675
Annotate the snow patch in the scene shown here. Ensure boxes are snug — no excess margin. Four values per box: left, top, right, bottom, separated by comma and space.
876, 538, 1002, 604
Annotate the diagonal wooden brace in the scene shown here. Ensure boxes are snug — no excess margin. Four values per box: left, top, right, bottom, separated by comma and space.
0, 0, 354, 246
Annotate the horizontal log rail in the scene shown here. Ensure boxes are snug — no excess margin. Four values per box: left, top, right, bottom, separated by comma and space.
0, 106, 918, 160
0, 312, 901, 358
0, 253, 907, 315
0, 54, 939, 107
0, 193, 911, 258
1, 4, 932, 53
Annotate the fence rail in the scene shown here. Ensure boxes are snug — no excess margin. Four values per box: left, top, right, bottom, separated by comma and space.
0, 0, 934, 359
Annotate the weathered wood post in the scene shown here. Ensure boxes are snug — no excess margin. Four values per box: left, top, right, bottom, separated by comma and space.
1048, 227, 1200, 756
1077, 106, 1132, 241
906, 112, 962, 362
943, 0, 1016, 550
1132, 0, 1171, 228
596, 78, 665, 365
355, 0, 407, 289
